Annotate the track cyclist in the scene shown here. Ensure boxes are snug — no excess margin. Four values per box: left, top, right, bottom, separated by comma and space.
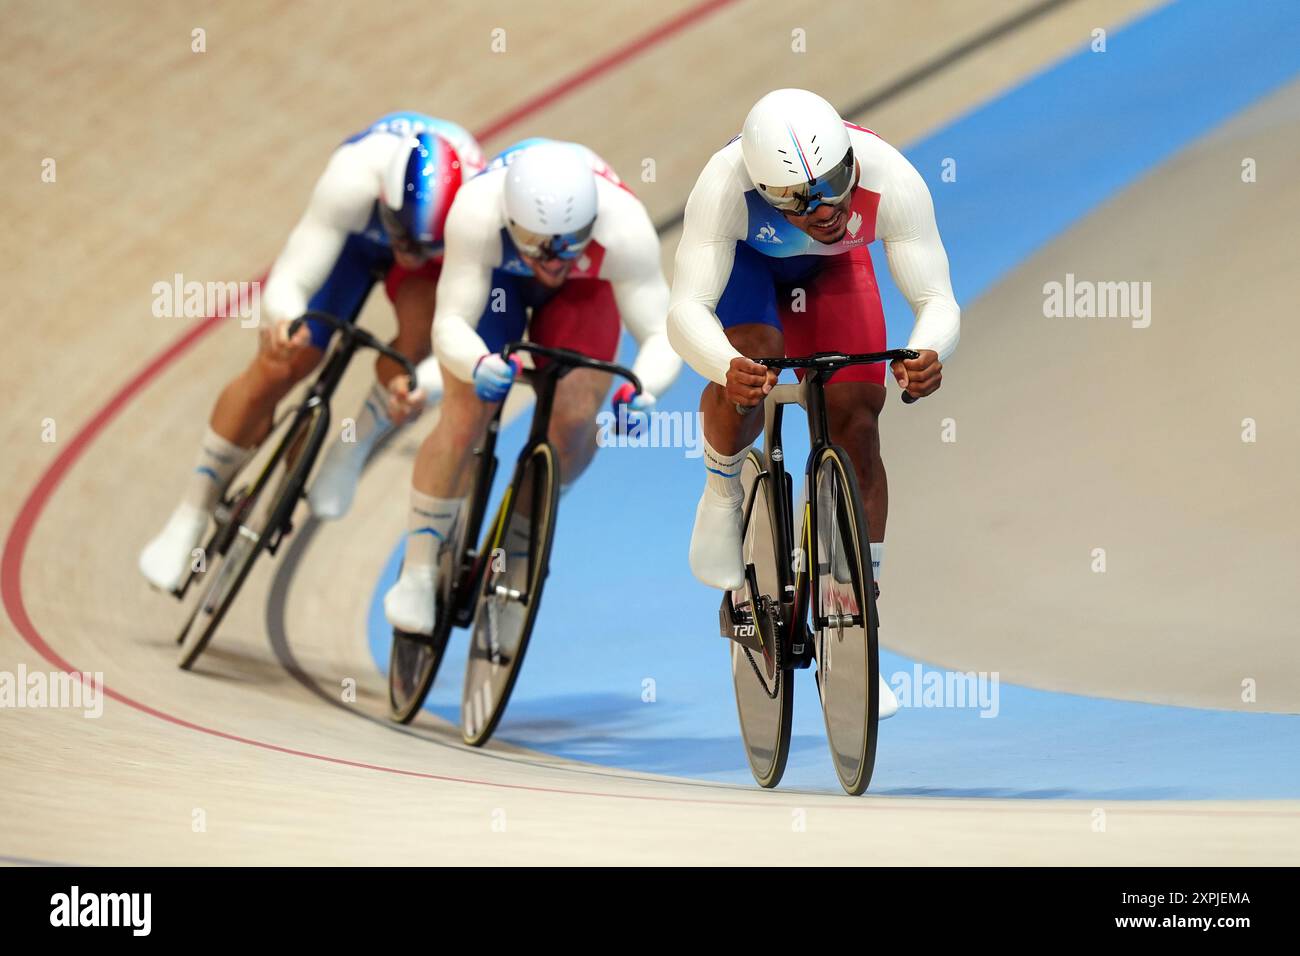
139, 112, 483, 592
382, 138, 681, 637
666, 89, 961, 719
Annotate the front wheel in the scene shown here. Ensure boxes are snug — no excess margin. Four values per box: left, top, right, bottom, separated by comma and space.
811, 445, 880, 795
176, 403, 324, 670
460, 442, 559, 747
729, 450, 794, 789
388, 526, 465, 723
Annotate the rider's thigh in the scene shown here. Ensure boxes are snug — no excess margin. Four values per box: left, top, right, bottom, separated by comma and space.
548, 367, 610, 439
434, 366, 497, 447
724, 322, 784, 360
246, 342, 324, 401
826, 380, 885, 454
388, 268, 439, 359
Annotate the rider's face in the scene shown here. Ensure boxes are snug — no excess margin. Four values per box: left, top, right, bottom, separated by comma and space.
780, 159, 859, 245
783, 193, 853, 245
521, 253, 573, 289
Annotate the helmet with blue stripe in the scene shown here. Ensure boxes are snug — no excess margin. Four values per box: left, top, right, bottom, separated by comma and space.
380, 132, 464, 259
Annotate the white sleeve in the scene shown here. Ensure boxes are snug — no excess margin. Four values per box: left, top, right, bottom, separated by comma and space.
431, 190, 498, 382
600, 193, 680, 398
876, 147, 960, 360
666, 154, 748, 386
260, 144, 377, 324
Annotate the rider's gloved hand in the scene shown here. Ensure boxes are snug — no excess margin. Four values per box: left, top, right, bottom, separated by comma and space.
726, 355, 777, 413
891, 349, 943, 399
473, 353, 521, 403
611, 382, 655, 436
383, 374, 427, 425
259, 318, 312, 365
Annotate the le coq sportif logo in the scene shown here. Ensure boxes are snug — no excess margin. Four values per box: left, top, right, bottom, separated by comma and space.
49, 886, 151, 936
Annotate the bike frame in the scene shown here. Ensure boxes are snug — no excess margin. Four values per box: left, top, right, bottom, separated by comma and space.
175, 311, 415, 599
724, 349, 917, 669
449, 341, 642, 626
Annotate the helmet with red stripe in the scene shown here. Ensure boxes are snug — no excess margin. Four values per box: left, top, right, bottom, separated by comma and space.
379, 132, 463, 259
741, 89, 857, 216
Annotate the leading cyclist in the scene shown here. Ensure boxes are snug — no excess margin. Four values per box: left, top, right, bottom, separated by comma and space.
667, 89, 962, 719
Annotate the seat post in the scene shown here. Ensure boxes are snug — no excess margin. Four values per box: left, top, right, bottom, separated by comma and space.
525, 366, 561, 446
804, 371, 831, 447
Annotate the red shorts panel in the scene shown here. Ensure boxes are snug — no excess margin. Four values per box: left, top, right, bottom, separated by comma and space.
778, 246, 886, 386
384, 259, 443, 303
529, 278, 620, 363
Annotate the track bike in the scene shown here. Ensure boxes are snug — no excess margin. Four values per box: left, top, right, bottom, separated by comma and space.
721, 348, 918, 794
388, 341, 641, 746
175, 312, 416, 670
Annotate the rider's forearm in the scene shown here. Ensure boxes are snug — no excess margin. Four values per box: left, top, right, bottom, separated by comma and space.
667, 301, 741, 387
261, 147, 373, 326
261, 221, 342, 325
907, 296, 960, 360
885, 234, 960, 361
432, 314, 491, 383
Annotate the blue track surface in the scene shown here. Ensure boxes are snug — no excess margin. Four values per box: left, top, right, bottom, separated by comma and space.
367, 0, 1300, 797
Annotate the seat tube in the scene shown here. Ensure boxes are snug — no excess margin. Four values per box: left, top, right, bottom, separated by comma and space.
527, 369, 559, 449
805, 372, 831, 449
762, 399, 793, 592
312, 336, 358, 403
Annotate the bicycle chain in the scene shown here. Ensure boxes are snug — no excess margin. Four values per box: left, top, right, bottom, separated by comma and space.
741, 596, 783, 701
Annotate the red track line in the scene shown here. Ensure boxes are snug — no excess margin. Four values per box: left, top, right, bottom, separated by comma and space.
472, 0, 739, 143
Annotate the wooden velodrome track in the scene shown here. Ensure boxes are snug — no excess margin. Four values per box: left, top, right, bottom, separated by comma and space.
3, 0, 1297, 864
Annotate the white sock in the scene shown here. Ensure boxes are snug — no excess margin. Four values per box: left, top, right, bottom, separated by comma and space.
871, 542, 884, 582
402, 490, 463, 572
183, 426, 254, 514
349, 381, 396, 460
702, 435, 747, 502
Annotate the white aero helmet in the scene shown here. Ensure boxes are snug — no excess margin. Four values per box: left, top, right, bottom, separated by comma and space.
741, 88, 858, 215
503, 141, 598, 260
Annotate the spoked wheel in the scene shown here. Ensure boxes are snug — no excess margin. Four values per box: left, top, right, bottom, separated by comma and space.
388, 521, 466, 724
176, 403, 324, 670
729, 450, 794, 789
811, 446, 879, 795
460, 443, 559, 746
